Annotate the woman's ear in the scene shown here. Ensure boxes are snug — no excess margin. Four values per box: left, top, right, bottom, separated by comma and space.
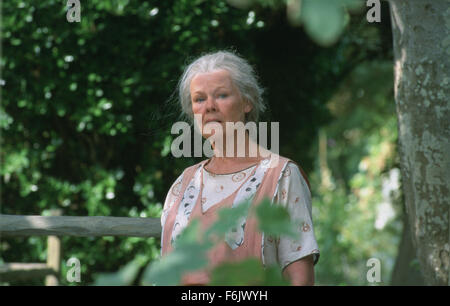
244, 100, 253, 114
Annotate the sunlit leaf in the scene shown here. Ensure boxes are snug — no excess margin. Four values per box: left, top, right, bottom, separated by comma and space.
256, 198, 297, 239
301, 0, 346, 46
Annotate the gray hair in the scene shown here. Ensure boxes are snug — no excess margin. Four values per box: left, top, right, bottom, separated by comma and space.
176, 50, 266, 123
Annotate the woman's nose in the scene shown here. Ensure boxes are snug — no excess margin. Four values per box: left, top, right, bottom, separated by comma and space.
204, 96, 217, 112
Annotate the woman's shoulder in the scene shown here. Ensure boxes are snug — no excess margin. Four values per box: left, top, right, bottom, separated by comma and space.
266, 153, 299, 170
268, 154, 311, 191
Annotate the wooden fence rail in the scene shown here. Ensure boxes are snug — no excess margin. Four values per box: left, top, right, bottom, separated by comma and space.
0, 263, 58, 282
0, 214, 162, 238
0, 214, 162, 284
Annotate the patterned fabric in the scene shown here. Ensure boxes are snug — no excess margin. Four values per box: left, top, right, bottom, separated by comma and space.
160, 159, 320, 270
201, 165, 257, 213
264, 162, 320, 269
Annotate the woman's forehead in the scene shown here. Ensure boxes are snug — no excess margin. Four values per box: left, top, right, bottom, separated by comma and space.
190, 69, 234, 92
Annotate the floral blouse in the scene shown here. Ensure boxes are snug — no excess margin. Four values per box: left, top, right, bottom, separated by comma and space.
161, 159, 320, 271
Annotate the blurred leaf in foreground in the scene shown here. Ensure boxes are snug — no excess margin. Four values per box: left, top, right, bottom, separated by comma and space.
210, 258, 290, 286
140, 220, 213, 286
92, 259, 141, 286
205, 200, 251, 239
256, 198, 298, 240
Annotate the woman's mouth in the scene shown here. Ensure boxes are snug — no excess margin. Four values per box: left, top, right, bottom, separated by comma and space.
205, 120, 222, 124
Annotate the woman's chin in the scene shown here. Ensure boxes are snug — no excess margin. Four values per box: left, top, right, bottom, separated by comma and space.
202, 132, 223, 140
204, 121, 223, 130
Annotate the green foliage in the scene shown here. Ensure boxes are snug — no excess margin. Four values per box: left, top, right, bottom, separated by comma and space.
141, 220, 213, 286
250, 0, 365, 46
301, 0, 348, 46
205, 200, 251, 238
311, 60, 401, 285
2, 0, 398, 286
256, 198, 298, 239
92, 258, 143, 286
1, 0, 259, 285
209, 258, 290, 286
104, 198, 297, 286
140, 200, 256, 286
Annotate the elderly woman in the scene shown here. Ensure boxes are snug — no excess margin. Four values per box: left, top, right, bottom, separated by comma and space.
160, 50, 319, 286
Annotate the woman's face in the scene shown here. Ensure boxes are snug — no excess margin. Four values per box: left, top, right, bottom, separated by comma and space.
190, 69, 252, 139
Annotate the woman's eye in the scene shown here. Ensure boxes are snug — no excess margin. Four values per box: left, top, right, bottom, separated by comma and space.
194, 97, 205, 102
218, 93, 228, 99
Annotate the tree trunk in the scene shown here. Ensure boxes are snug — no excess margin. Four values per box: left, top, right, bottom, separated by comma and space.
391, 202, 425, 285
389, 0, 449, 285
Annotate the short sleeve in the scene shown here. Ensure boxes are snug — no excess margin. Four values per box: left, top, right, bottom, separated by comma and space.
160, 173, 184, 255
264, 162, 320, 271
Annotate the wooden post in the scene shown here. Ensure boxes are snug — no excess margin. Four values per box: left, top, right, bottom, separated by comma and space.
45, 209, 62, 286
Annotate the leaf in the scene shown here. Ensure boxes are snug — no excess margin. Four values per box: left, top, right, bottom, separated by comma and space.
210, 259, 291, 286
209, 258, 265, 285
261, 265, 292, 286
205, 200, 251, 239
161, 135, 172, 157
140, 220, 213, 286
339, 0, 365, 11
92, 259, 141, 286
301, 0, 346, 46
256, 198, 298, 239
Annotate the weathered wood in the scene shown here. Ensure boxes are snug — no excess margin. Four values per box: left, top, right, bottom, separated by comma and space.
0, 215, 162, 238
0, 263, 56, 282
45, 209, 62, 286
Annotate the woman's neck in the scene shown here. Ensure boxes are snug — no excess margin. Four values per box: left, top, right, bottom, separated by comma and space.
206, 132, 269, 174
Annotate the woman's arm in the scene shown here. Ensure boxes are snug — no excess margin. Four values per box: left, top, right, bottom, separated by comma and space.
273, 162, 319, 286
282, 254, 315, 286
